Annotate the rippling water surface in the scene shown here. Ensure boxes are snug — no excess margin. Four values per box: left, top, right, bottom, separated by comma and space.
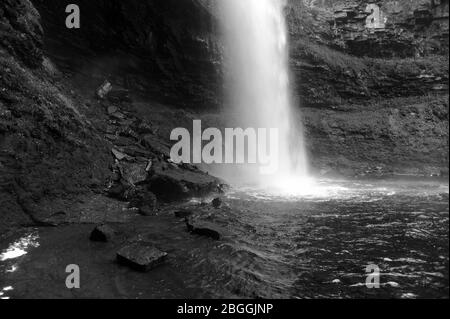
0, 179, 448, 299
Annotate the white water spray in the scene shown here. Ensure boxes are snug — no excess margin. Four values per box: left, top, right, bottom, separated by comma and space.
219, 0, 309, 190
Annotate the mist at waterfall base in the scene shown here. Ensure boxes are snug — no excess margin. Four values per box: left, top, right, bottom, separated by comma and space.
214, 0, 312, 195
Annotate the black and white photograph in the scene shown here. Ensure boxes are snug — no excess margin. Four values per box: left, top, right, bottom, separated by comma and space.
0, 0, 448, 304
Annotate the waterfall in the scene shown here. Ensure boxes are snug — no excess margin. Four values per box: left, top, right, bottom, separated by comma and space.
218, 0, 309, 189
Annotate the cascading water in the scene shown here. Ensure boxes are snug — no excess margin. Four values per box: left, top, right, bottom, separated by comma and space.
218, 0, 310, 191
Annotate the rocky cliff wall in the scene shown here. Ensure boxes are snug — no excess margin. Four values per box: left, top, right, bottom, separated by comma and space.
32, 0, 222, 109
288, 0, 449, 58
284, 0, 448, 176
1, 0, 114, 230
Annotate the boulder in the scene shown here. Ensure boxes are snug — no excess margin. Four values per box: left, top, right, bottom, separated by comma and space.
116, 243, 167, 272
121, 161, 149, 186
149, 159, 222, 202
128, 186, 158, 216
90, 224, 116, 242
212, 197, 222, 209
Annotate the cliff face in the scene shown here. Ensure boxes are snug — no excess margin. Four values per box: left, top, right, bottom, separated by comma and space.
32, 0, 221, 109
283, 0, 449, 177
1, 0, 112, 230
0, 0, 43, 67
287, 0, 449, 58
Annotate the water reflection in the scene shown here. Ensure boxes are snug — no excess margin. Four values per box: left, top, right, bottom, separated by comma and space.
0, 286, 14, 299
0, 232, 40, 262
0, 232, 39, 299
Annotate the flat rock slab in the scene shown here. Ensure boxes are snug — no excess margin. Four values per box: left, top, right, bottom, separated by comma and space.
116, 243, 168, 272
186, 219, 221, 241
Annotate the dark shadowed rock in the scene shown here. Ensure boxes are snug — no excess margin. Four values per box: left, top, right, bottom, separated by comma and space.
174, 210, 193, 218
107, 89, 131, 103
149, 159, 223, 202
185, 218, 221, 240
116, 243, 167, 272
128, 186, 158, 216
212, 197, 222, 209
106, 183, 127, 200
90, 224, 116, 242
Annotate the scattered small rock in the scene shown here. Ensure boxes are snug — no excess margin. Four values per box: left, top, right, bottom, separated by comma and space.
111, 148, 131, 161
110, 112, 126, 120
90, 224, 116, 242
97, 80, 112, 99
386, 281, 400, 288
105, 134, 117, 141
107, 106, 118, 114
116, 243, 167, 272
137, 122, 153, 134
145, 160, 153, 172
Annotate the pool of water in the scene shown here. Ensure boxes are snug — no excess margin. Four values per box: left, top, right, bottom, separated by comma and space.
0, 178, 448, 299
